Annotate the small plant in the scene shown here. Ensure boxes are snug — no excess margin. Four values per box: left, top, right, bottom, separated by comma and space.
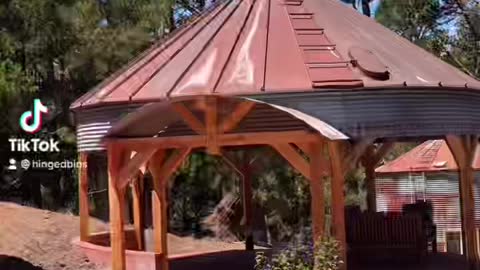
313, 237, 343, 270
255, 236, 343, 270
254, 251, 269, 270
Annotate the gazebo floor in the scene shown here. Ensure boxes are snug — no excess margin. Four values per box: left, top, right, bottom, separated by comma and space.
169, 251, 468, 270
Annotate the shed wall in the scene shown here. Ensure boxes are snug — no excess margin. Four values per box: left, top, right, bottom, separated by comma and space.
376, 172, 480, 252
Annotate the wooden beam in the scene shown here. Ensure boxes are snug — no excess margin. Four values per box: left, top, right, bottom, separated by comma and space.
295, 141, 330, 176
328, 140, 347, 270
206, 96, 220, 155
78, 152, 89, 241
295, 142, 311, 157
446, 135, 479, 269
310, 140, 326, 242
131, 173, 145, 251
191, 98, 207, 111
172, 102, 205, 134
157, 148, 191, 182
114, 135, 208, 150
272, 143, 311, 180
107, 144, 127, 270
109, 130, 321, 151
220, 101, 255, 133
118, 149, 157, 189
220, 131, 319, 147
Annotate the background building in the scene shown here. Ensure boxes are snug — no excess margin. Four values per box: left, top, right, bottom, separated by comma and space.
376, 140, 480, 253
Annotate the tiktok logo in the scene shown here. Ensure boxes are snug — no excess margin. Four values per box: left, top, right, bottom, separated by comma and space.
7, 98, 61, 159
19, 99, 48, 134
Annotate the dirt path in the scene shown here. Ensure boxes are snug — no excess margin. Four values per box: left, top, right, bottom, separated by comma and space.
0, 202, 106, 270
0, 202, 263, 270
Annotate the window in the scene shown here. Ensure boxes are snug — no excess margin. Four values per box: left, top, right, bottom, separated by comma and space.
445, 231, 462, 254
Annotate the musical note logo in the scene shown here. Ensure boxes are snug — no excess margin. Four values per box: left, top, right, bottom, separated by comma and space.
19, 99, 48, 134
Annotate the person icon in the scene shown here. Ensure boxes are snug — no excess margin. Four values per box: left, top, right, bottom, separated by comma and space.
8, 158, 17, 171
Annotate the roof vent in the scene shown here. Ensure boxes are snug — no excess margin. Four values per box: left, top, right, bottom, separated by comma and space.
348, 47, 389, 80
433, 161, 447, 168
285, 0, 303, 6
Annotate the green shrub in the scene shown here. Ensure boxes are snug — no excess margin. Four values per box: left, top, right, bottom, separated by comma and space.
255, 236, 343, 270
314, 237, 343, 270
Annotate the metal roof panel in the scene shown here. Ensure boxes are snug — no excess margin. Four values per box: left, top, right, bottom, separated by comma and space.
71, 0, 480, 110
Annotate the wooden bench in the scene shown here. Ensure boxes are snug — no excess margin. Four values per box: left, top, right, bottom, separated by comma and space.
346, 211, 428, 263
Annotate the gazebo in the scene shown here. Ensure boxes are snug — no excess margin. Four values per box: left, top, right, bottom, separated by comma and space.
70, 0, 480, 269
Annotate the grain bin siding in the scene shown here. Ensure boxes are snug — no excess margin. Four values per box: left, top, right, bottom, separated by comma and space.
253, 89, 480, 139
376, 172, 480, 252
74, 104, 142, 152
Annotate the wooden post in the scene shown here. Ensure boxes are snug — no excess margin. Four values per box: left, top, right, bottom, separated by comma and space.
361, 142, 393, 212
309, 140, 326, 242
149, 150, 169, 270
365, 162, 376, 212
149, 148, 190, 270
222, 151, 255, 251
132, 173, 145, 251
79, 152, 89, 241
446, 135, 479, 269
241, 153, 254, 251
206, 97, 220, 155
108, 145, 127, 270
362, 145, 377, 212
151, 187, 169, 270
328, 140, 347, 270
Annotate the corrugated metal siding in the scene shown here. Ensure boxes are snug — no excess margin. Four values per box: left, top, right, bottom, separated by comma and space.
75, 104, 142, 152
375, 172, 480, 251
250, 88, 480, 139
233, 103, 311, 133
74, 102, 313, 152
76, 88, 480, 152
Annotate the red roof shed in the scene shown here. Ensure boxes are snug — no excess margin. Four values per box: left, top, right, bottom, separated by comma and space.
375, 141, 480, 253
376, 140, 480, 174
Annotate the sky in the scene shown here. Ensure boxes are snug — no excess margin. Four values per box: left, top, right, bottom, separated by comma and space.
370, 0, 381, 16
339, 0, 382, 16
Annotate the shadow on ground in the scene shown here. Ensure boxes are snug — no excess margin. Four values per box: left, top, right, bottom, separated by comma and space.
0, 255, 43, 270
171, 250, 256, 270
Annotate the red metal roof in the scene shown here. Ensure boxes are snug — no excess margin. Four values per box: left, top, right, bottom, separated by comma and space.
71, 0, 480, 110
376, 140, 480, 174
